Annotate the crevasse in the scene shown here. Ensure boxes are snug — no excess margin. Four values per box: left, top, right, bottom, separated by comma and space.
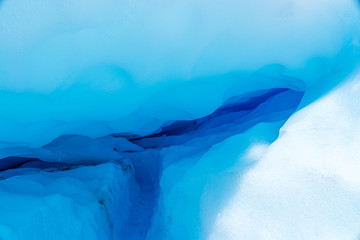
0, 0, 360, 239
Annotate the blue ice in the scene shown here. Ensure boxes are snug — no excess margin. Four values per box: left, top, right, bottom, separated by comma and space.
0, 0, 360, 239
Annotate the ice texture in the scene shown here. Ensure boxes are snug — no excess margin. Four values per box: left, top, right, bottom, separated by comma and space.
0, 0, 360, 239
0, 163, 132, 240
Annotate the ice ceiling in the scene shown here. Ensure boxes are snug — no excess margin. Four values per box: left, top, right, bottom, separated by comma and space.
0, 0, 360, 239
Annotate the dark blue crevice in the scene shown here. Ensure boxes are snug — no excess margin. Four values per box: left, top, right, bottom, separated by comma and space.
130, 88, 303, 149
133, 88, 288, 139
0, 156, 76, 172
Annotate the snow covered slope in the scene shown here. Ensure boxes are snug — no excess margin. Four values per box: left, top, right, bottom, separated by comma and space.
209, 71, 360, 240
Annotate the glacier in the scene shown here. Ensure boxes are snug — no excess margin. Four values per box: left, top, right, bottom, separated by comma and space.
0, 0, 360, 239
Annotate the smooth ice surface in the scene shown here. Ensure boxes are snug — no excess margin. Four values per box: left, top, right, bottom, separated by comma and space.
0, 0, 359, 147
1, 0, 360, 239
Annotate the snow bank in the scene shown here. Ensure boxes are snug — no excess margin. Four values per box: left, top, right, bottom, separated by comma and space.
209, 71, 360, 240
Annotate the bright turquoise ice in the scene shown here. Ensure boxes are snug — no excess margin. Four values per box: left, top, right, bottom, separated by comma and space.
0, 0, 360, 239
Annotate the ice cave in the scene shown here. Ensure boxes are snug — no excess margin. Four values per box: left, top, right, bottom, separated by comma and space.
1, 0, 360, 239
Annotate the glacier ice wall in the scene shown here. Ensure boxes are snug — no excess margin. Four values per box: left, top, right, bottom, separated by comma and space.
0, 163, 133, 240
0, 0, 360, 239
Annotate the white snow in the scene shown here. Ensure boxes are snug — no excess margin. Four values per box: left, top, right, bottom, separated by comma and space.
209, 72, 360, 240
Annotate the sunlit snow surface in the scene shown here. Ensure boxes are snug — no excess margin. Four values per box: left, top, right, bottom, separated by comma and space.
1, 0, 360, 239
